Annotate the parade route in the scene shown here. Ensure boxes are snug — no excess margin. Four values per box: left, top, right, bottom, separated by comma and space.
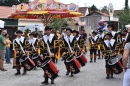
0, 53, 123, 86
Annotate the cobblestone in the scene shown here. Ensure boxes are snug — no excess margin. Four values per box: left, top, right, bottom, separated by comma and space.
0, 52, 123, 86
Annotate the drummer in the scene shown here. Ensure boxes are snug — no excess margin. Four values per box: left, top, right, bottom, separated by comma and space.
102, 32, 117, 79
61, 28, 79, 77
13, 30, 28, 75
27, 32, 40, 70
40, 26, 59, 85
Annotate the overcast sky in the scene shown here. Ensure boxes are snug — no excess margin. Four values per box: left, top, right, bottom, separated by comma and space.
60, 0, 130, 10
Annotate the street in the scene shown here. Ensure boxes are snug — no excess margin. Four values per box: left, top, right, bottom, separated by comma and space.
0, 53, 123, 86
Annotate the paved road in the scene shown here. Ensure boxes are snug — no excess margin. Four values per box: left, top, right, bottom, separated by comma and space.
0, 53, 123, 86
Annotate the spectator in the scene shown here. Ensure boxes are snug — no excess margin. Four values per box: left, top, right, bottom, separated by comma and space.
5, 33, 11, 64
122, 32, 130, 86
0, 29, 7, 71
80, 29, 87, 41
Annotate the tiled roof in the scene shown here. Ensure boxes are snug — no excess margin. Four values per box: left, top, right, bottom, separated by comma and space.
0, 6, 12, 18
86, 11, 109, 16
79, 7, 88, 16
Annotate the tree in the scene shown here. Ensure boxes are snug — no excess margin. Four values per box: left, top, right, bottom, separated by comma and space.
88, 4, 98, 12
50, 18, 67, 30
101, 6, 108, 13
0, 0, 30, 6
125, 0, 129, 10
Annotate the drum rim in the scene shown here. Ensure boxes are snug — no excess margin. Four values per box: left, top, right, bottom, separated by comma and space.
65, 56, 74, 63
19, 55, 28, 62
32, 53, 40, 60
41, 59, 50, 68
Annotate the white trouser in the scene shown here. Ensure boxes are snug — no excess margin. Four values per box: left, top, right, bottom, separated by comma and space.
123, 69, 130, 86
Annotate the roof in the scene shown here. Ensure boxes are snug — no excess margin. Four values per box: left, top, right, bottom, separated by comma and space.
86, 11, 109, 16
0, 6, 12, 18
79, 7, 88, 16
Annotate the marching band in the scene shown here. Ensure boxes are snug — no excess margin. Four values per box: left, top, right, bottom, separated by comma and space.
12, 24, 126, 85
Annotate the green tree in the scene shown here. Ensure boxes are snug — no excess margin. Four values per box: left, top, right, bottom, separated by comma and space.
125, 0, 129, 10
50, 18, 66, 30
0, 0, 30, 6
88, 4, 99, 12
101, 6, 108, 13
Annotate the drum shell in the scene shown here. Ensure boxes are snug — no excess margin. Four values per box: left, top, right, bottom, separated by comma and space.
65, 56, 81, 74
76, 54, 87, 66
109, 60, 123, 74
32, 53, 43, 67
41, 58, 58, 79
19, 55, 35, 71
107, 55, 123, 74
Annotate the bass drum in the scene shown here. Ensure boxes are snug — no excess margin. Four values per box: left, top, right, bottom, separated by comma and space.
41, 58, 59, 79
107, 55, 123, 74
65, 55, 81, 74
19, 55, 35, 71
76, 53, 87, 66
32, 53, 43, 67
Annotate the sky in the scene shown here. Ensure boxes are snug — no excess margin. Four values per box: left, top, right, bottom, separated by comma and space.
60, 0, 130, 10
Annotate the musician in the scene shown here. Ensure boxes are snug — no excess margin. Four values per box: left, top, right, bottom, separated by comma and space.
73, 30, 86, 54
107, 24, 117, 39
13, 30, 28, 75
97, 30, 105, 59
40, 26, 59, 84
61, 28, 78, 77
103, 33, 117, 79
88, 31, 99, 62
27, 33, 40, 70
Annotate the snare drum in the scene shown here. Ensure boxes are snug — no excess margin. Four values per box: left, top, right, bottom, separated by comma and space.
41, 58, 59, 79
76, 53, 87, 66
32, 53, 43, 67
107, 55, 123, 74
19, 55, 35, 71
65, 55, 81, 74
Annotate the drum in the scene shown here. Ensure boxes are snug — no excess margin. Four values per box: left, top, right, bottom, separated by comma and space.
32, 53, 43, 67
65, 55, 81, 74
41, 58, 59, 79
107, 55, 123, 74
19, 55, 35, 71
76, 53, 87, 66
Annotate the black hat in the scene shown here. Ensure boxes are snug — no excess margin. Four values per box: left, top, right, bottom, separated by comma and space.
107, 24, 114, 30
16, 30, 23, 34
66, 28, 72, 33
73, 30, 79, 35
98, 30, 103, 33
45, 26, 52, 31
121, 33, 126, 36
105, 32, 113, 37
92, 31, 97, 35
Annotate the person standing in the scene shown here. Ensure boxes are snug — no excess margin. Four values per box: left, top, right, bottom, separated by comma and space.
13, 30, 28, 75
122, 32, 130, 86
88, 31, 99, 62
5, 33, 11, 63
40, 26, 59, 84
102, 33, 117, 79
0, 29, 7, 71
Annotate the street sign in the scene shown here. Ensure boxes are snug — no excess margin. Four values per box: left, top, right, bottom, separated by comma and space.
108, 3, 114, 21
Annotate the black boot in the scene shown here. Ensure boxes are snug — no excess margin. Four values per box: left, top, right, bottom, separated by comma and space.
66, 70, 70, 75
41, 77, 48, 85
71, 72, 74, 77
34, 66, 37, 70
90, 58, 92, 63
51, 79, 54, 84
106, 74, 110, 79
14, 70, 21, 75
22, 68, 27, 75
111, 73, 113, 78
